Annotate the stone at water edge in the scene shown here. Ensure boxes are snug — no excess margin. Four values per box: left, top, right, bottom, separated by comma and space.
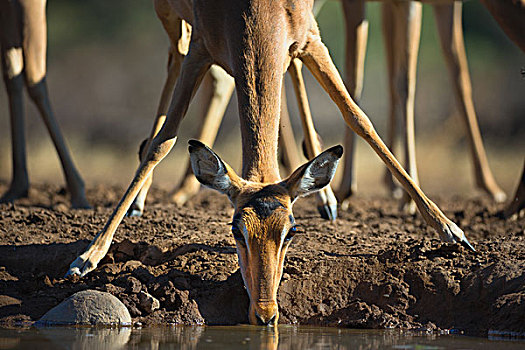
36, 290, 131, 326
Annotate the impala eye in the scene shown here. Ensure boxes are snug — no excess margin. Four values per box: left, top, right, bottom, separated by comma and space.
232, 226, 246, 245
284, 225, 299, 242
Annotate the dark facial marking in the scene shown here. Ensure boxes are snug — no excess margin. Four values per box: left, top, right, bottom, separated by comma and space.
244, 196, 284, 218
230, 213, 247, 244
239, 186, 286, 219
232, 213, 242, 226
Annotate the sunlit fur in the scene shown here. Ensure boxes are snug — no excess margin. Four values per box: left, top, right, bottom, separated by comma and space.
232, 184, 295, 325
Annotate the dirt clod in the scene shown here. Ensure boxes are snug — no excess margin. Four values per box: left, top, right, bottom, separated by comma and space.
138, 291, 160, 314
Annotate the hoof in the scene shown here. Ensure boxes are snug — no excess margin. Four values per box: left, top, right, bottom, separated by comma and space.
318, 204, 338, 221
71, 197, 92, 210
126, 200, 144, 217
477, 178, 507, 204
340, 198, 351, 211
440, 220, 476, 253
460, 236, 476, 252
126, 208, 143, 217
65, 256, 96, 278
335, 186, 356, 211
392, 187, 403, 200
492, 191, 507, 204
400, 198, 417, 215
0, 187, 29, 204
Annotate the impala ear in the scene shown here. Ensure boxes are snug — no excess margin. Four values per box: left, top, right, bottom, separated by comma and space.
283, 145, 343, 201
188, 140, 243, 199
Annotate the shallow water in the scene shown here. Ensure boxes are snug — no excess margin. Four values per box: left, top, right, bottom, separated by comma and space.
0, 325, 522, 350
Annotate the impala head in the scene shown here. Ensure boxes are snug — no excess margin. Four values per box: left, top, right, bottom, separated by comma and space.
188, 140, 342, 325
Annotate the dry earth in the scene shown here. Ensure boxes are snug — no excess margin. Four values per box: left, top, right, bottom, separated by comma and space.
0, 182, 523, 336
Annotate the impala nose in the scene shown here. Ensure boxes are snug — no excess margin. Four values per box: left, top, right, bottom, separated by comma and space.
255, 311, 277, 326
252, 301, 278, 326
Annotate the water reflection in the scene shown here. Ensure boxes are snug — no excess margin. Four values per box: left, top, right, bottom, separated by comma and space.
126, 326, 279, 350
0, 325, 522, 349
40, 328, 131, 350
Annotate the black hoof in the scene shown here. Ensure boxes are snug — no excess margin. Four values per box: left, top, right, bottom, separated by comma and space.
317, 204, 337, 221
460, 237, 476, 253
126, 206, 143, 217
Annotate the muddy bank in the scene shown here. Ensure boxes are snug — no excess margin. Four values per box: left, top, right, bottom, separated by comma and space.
0, 182, 523, 335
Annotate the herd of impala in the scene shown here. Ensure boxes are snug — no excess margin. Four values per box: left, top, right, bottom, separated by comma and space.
1, 0, 523, 326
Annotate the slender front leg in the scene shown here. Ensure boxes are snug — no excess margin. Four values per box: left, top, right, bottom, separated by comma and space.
433, 2, 506, 203
66, 41, 212, 277
288, 59, 338, 220
338, 0, 368, 208
171, 64, 234, 205
301, 35, 474, 250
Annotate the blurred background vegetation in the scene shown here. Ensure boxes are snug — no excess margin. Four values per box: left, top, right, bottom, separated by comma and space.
0, 0, 523, 199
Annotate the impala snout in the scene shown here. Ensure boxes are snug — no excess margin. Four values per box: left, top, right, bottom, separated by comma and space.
236, 224, 287, 326
250, 300, 279, 326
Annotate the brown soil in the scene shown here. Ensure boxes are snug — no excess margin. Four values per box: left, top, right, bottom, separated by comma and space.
0, 182, 523, 336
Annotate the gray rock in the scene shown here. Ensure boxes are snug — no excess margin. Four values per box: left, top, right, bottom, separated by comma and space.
36, 290, 131, 326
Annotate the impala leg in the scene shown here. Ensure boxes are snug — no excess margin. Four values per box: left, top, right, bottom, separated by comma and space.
288, 59, 338, 220
278, 82, 302, 174
433, 2, 506, 203
389, 1, 422, 214
26, 79, 90, 209
338, 0, 368, 209
66, 42, 212, 277
0, 66, 28, 203
301, 36, 474, 250
381, 1, 400, 198
171, 64, 234, 205
503, 161, 525, 219
21, 0, 89, 208
128, 17, 190, 216
0, 1, 28, 203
